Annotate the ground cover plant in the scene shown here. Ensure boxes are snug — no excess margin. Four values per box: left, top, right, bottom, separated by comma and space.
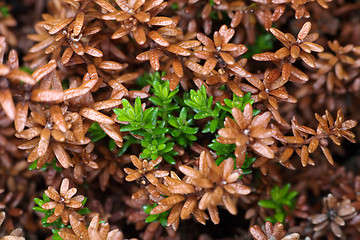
0, 0, 360, 239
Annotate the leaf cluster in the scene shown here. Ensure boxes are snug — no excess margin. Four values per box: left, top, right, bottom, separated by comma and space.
258, 183, 298, 223
112, 72, 260, 166
33, 194, 90, 240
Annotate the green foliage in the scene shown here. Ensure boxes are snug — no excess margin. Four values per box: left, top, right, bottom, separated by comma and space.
61, 79, 69, 90
142, 203, 169, 227
28, 158, 62, 173
0, 6, 9, 18
136, 71, 166, 88
208, 139, 236, 164
171, 3, 179, 10
258, 183, 298, 223
216, 92, 260, 116
184, 85, 213, 118
184, 85, 223, 133
112, 72, 259, 166
33, 194, 90, 239
208, 139, 256, 175
185, 88, 259, 134
113, 73, 182, 164
19, 66, 34, 74
168, 108, 198, 147
116, 135, 138, 156
88, 122, 107, 142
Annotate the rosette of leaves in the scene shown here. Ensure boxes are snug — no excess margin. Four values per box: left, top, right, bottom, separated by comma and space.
113, 72, 261, 164
114, 97, 177, 163
114, 72, 200, 163
184, 87, 259, 134
147, 72, 180, 120
168, 108, 198, 147
33, 193, 90, 240
216, 92, 261, 116
184, 85, 220, 134
258, 184, 298, 223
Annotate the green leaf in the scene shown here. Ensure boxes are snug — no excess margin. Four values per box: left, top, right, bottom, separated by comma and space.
81, 197, 88, 206
168, 118, 179, 128
179, 108, 187, 120
28, 161, 38, 170
134, 97, 143, 117
33, 206, 47, 213
142, 204, 153, 214
144, 108, 158, 125
279, 183, 291, 199
182, 127, 197, 135
160, 215, 168, 226
274, 212, 285, 223
43, 193, 50, 202
186, 134, 197, 141
171, 129, 181, 137
271, 186, 280, 201
145, 214, 158, 223
109, 139, 116, 151
287, 191, 298, 200
258, 200, 277, 209
163, 154, 176, 164
120, 124, 142, 132
52, 229, 63, 240
171, 3, 179, 10
253, 109, 261, 116
209, 119, 219, 133
149, 97, 163, 106
33, 197, 43, 207
160, 142, 174, 153
264, 216, 276, 224
215, 156, 227, 165
153, 127, 168, 135
0, 6, 10, 18
194, 112, 210, 119
78, 207, 91, 215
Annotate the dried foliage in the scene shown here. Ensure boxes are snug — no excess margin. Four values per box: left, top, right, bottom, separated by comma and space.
0, 212, 25, 240
0, 0, 359, 239
250, 221, 300, 240
310, 193, 357, 238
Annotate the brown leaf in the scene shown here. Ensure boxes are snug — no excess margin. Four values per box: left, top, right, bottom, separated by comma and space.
49, 18, 73, 35
15, 101, 29, 132
31, 89, 64, 102
150, 204, 172, 215
167, 203, 182, 226
0, 89, 16, 120
99, 61, 126, 71
297, 22, 311, 42
250, 142, 274, 159
69, 214, 89, 240
79, 108, 114, 124
159, 195, 185, 205
99, 123, 123, 142
51, 142, 71, 168
32, 59, 57, 82
320, 146, 334, 165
